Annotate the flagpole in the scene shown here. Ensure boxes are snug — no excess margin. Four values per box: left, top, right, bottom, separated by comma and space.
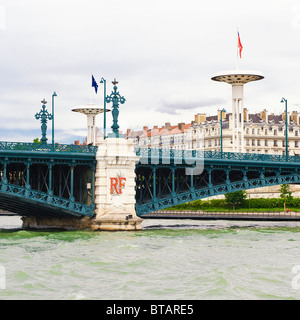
90, 73, 93, 104
236, 28, 239, 71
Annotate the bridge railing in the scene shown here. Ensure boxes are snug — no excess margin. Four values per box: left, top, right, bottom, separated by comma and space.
135, 147, 300, 163
0, 141, 98, 155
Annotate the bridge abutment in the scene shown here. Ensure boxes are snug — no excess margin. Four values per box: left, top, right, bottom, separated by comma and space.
91, 137, 142, 231
21, 216, 93, 230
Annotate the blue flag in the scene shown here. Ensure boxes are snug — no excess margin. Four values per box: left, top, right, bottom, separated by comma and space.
92, 75, 98, 94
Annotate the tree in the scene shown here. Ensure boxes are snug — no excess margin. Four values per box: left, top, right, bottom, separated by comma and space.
279, 184, 293, 212
225, 190, 247, 210
33, 138, 41, 144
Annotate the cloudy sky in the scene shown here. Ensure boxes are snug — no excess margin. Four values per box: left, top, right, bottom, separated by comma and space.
0, 0, 299, 143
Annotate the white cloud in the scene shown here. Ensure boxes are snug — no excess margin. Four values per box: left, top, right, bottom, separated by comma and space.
0, 0, 299, 142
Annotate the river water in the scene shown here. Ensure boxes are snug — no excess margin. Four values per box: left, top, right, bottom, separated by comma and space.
0, 215, 300, 300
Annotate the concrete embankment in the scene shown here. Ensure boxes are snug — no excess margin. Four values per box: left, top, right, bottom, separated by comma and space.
144, 210, 300, 221
0, 210, 19, 216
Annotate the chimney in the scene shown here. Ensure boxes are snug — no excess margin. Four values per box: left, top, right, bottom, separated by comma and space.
74, 140, 79, 145
217, 110, 226, 122
282, 112, 290, 125
178, 123, 185, 131
143, 126, 148, 132
153, 125, 158, 129
243, 108, 249, 122
260, 109, 268, 122
165, 122, 171, 130
194, 113, 206, 125
292, 111, 299, 124
126, 129, 131, 137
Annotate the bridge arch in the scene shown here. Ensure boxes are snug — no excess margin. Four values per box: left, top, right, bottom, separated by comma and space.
135, 149, 300, 216
0, 141, 97, 219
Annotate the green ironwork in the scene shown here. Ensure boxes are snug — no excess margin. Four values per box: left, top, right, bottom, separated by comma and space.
281, 97, 288, 159
0, 182, 94, 218
105, 79, 126, 138
52, 92, 57, 148
136, 172, 299, 216
0, 141, 97, 219
35, 99, 53, 145
220, 108, 226, 156
100, 77, 107, 139
0, 141, 98, 155
135, 147, 300, 164
135, 147, 300, 216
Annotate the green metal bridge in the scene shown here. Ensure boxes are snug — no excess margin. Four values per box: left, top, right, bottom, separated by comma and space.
135, 148, 300, 216
0, 141, 97, 219
1, 141, 300, 220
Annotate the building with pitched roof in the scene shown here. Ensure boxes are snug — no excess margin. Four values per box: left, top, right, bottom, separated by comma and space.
127, 108, 300, 156
125, 108, 300, 198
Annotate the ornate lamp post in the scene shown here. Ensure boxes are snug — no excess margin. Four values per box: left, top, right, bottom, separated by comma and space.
100, 77, 107, 139
105, 79, 126, 138
220, 108, 226, 156
281, 97, 288, 160
52, 92, 57, 148
35, 99, 53, 145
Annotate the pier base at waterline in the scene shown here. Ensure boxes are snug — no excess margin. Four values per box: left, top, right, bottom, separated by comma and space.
90, 137, 142, 231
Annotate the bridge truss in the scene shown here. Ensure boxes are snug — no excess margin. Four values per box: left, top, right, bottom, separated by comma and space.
0, 141, 97, 218
135, 148, 300, 216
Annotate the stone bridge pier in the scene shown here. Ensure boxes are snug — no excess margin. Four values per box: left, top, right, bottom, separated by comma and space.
91, 137, 143, 231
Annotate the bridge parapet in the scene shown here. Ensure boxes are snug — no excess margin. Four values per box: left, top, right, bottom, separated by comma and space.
0, 141, 98, 155
135, 147, 300, 164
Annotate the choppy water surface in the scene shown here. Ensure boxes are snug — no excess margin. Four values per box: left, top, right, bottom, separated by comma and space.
0, 216, 300, 300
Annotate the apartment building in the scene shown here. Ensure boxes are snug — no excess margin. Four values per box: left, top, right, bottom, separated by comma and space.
126, 108, 300, 198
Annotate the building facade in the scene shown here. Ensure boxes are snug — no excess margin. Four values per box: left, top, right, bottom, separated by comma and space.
127, 108, 300, 156
126, 108, 300, 198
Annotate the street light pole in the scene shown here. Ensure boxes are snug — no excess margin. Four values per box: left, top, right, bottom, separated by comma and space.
281, 98, 288, 160
52, 92, 57, 149
100, 78, 107, 139
220, 108, 226, 157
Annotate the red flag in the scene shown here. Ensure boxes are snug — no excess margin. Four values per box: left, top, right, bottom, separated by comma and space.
238, 31, 243, 58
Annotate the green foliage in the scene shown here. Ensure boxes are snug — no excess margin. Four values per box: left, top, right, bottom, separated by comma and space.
225, 190, 247, 210
33, 138, 42, 144
279, 184, 293, 202
164, 195, 300, 212
279, 184, 293, 211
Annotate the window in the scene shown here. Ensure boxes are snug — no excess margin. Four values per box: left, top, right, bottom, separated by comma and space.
252, 129, 255, 135
246, 139, 250, 146
257, 140, 261, 146
252, 139, 255, 146
265, 140, 268, 147
295, 141, 299, 148
257, 129, 260, 135
296, 131, 299, 137
246, 128, 249, 134
274, 140, 278, 147
274, 130, 277, 136
265, 129, 268, 135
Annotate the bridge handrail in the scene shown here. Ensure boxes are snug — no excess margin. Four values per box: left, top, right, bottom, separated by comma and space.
135, 147, 300, 163
0, 141, 98, 155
